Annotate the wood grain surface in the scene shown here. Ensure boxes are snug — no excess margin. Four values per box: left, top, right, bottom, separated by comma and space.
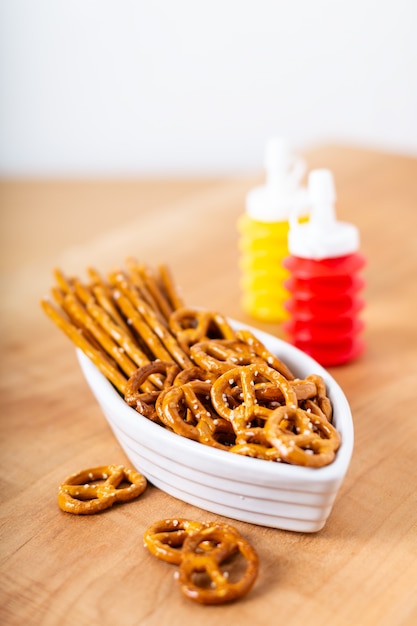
1, 145, 416, 626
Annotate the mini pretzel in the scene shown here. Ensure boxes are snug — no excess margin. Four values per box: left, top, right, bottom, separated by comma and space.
156, 380, 235, 450
124, 361, 180, 422
228, 442, 282, 461
305, 374, 333, 422
178, 523, 259, 605
143, 518, 236, 565
169, 307, 235, 353
58, 465, 147, 514
173, 366, 217, 386
190, 339, 264, 375
211, 363, 298, 443
231, 378, 318, 405
235, 329, 295, 380
264, 405, 341, 467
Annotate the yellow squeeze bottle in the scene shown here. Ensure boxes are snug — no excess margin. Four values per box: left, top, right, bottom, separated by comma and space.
238, 137, 308, 322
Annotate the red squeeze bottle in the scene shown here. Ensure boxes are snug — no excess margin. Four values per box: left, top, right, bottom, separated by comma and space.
283, 169, 366, 366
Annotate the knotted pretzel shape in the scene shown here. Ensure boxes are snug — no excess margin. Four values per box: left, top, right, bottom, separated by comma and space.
264, 404, 341, 467
190, 338, 263, 375
304, 374, 333, 422
235, 329, 295, 380
156, 380, 235, 450
178, 523, 259, 605
144, 518, 236, 565
169, 307, 235, 353
211, 363, 298, 444
173, 366, 217, 386
124, 360, 180, 423
58, 464, 147, 514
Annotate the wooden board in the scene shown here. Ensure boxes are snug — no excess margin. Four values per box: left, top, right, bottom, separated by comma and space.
1, 145, 417, 625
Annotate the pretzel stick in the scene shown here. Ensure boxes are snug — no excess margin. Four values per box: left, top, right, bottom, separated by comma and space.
90, 284, 135, 340
86, 299, 161, 392
126, 258, 168, 323
72, 277, 93, 305
158, 263, 185, 311
110, 272, 192, 369
129, 296, 192, 370
40, 298, 127, 394
112, 289, 175, 364
51, 286, 104, 353
134, 262, 173, 321
88, 266, 137, 336
53, 268, 74, 295
61, 293, 138, 378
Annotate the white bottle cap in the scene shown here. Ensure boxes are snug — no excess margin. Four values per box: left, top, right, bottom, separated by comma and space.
288, 169, 359, 259
246, 137, 308, 222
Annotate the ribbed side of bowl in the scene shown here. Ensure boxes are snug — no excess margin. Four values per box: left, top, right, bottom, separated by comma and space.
105, 414, 337, 532
77, 323, 354, 533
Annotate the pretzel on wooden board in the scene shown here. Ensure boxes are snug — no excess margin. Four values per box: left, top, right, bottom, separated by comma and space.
178, 523, 259, 605
143, 518, 258, 605
143, 518, 226, 565
58, 464, 147, 514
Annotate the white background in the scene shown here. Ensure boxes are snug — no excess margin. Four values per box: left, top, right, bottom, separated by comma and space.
1, 0, 416, 176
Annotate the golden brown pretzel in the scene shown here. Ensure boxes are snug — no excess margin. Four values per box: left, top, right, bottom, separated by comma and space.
169, 307, 235, 353
58, 465, 147, 514
143, 518, 236, 565
158, 263, 185, 311
156, 380, 235, 450
42, 260, 339, 468
211, 363, 298, 443
61, 292, 139, 378
228, 442, 282, 461
190, 338, 264, 375
40, 298, 128, 395
305, 374, 333, 422
264, 405, 341, 467
124, 361, 180, 422
173, 366, 218, 386
229, 377, 318, 406
235, 329, 295, 380
110, 273, 192, 370
178, 523, 259, 605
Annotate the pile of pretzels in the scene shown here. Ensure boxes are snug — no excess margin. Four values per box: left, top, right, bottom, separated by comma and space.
41, 258, 341, 468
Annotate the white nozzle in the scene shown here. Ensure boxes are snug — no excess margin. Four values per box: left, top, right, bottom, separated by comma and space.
308, 170, 336, 222
288, 169, 359, 260
246, 136, 308, 222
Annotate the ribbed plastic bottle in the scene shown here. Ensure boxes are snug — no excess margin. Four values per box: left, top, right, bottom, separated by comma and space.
283, 169, 366, 366
238, 137, 308, 323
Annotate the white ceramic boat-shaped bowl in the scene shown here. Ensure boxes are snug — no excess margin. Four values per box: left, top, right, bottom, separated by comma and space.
77, 322, 354, 533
